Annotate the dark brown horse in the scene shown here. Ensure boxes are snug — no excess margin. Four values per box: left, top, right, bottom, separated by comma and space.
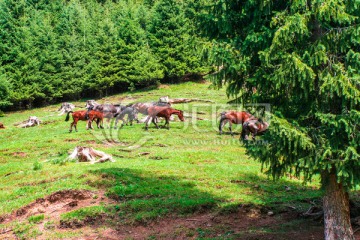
65, 110, 104, 132
219, 111, 255, 136
241, 119, 269, 140
145, 106, 184, 130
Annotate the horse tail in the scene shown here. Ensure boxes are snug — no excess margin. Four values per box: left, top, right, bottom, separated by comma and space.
65, 111, 73, 122
219, 115, 228, 132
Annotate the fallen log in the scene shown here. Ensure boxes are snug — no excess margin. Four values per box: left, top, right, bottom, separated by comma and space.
168, 98, 215, 104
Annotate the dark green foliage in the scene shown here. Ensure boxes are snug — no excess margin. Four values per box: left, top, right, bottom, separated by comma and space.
148, 0, 207, 82
199, 0, 360, 188
0, 0, 206, 109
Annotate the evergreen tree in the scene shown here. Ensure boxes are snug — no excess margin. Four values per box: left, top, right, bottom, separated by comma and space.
148, 0, 204, 81
199, 0, 360, 239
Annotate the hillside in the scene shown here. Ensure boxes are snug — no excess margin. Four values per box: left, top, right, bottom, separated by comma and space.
0, 81, 329, 239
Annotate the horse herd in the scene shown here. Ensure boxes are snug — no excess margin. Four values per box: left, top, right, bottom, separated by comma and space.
62, 99, 269, 140
64, 100, 184, 132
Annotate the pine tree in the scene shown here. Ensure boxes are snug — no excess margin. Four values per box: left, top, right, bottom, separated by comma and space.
199, 0, 360, 239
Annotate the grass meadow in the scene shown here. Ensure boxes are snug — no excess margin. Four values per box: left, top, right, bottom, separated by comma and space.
0, 81, 322, 239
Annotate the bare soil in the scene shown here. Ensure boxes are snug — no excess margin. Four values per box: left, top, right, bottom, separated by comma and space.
2, 190, 360, 239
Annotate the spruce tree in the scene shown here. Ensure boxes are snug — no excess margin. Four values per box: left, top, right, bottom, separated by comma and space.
199, 1, 360, 239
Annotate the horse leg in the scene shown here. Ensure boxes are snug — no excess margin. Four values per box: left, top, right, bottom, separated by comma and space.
106, 118, 110, 129
69, 121, 74, 133
145, 116, 151, 130
99, 118, 104, 129
219, 118, 228, 135
229, 121, 234, 137
74, 119, 78, 132
152, 117, 159, 129
165, 117, 170, 130
114, 117, 119, 129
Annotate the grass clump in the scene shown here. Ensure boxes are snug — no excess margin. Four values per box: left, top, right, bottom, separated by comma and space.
60, 206, 108, 228
32, 161, 42, 171
28, 214, 44, 224
13, 222, 41, 240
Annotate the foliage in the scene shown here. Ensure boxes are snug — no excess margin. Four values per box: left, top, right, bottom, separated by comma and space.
0, 0, 207, 110
199, 0, 360, 189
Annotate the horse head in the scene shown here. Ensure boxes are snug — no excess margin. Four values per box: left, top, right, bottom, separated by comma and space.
177, 110, 185, 121
85, 100, 99, 110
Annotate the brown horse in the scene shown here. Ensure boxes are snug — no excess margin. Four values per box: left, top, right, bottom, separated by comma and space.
133, 102, 171, 115
219, 111, 255, 136
0, 122, 5, 129
241, 119, 269, 140
65, 110, 104, 133
145, 106, 184, 130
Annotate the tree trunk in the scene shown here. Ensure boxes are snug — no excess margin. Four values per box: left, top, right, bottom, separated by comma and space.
322, 170, 354, 240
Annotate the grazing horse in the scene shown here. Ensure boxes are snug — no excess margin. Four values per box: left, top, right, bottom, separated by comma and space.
85, 100, 122, 128
65, 110, 104, 133
58, 102, 75, 116
219, 111, 255, 136
0, 122, 4, 129
114, 107, 139, 129
145, 106, 184, 130
241, 119, 269, 140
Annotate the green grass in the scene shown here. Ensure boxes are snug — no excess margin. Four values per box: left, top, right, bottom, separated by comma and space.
27, 214, 44, 224
0, 81, 321, 226
60, 206, 106, 222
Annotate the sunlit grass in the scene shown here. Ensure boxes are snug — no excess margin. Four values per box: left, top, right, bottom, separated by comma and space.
0, 81, 321, 224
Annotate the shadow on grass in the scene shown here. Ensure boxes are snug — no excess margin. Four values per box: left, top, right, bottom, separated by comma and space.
221, 172, 322, 215
88, 167, 322, 224
88, 168, 218, 224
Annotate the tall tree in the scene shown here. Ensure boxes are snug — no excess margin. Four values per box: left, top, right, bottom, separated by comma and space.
148, 0, 204, 81
199, 0, 360, 239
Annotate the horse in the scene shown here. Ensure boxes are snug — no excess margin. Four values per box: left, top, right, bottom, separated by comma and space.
132, 101, 171, 115
65, 110, 104, 133
219, 111, 255, 136
241, 119, 269, 140
114, 107, 139, 129
145, 106, 184, 130
58, 102, 75, 116
0, 122, 5, 129
85, 100, 122, 128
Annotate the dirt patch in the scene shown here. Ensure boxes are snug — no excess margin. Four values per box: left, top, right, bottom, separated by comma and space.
82, 140, 98, 144
64, 138, 78, 142
0, 189, 113, 225
59, 213, 105, 229
158, 84, 170, 89
12, 152, 27, 157
42, 119, 60, 125
152, 143, 168, 147
65, 210, 325, 240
